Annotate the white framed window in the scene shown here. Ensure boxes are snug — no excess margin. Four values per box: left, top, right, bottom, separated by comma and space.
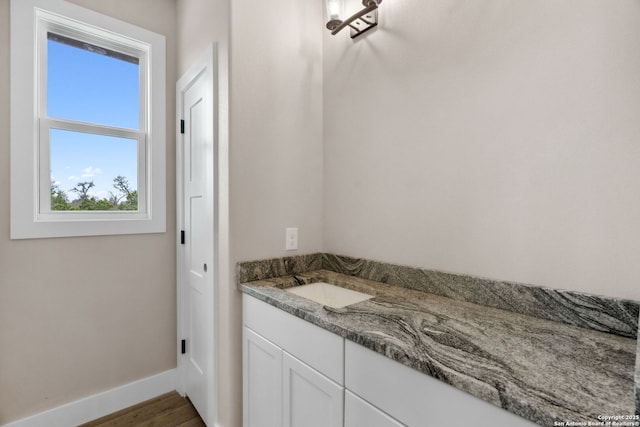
10, 0, 166, 239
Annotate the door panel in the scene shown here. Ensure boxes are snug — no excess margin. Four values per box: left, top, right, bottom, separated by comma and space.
243, 327, 283, 427
180, 61, 214, 424
283, 352, 343, 427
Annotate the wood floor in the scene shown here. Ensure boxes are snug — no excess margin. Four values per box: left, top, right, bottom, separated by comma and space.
79, 391, 205, 427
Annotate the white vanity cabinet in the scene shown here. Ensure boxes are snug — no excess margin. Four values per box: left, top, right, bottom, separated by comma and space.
345, 341, 537, 427
243, 295, 344, 427
243, 294, 538, 427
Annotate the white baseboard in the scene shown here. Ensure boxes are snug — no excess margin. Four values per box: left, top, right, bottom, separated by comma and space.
1, 369, 177, 427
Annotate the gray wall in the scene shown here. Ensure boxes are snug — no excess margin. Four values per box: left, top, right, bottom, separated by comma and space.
177, 0, 324, 425
323, 0, 640, 300
0, 0, 178, 423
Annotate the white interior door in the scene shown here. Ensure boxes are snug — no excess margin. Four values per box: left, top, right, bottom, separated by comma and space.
177, 47, 216, 425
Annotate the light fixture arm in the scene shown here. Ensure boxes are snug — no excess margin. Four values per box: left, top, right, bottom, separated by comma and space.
326, 0, 382, 39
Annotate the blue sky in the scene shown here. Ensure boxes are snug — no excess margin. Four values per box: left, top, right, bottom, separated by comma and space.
48, 38, 139, 200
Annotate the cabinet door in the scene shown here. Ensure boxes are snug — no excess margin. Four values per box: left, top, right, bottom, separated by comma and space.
345, 390, 405, 427
243, 327, 283, 427
283, 352, 344, 427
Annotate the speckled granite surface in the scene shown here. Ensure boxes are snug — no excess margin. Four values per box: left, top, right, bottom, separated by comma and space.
636, 324, 640, 416
236, 253, 322, 284
240, 269, 637, 427
238, 253, 639, 338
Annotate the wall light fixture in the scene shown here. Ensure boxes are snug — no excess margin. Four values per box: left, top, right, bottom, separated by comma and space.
325, 0, 382, 39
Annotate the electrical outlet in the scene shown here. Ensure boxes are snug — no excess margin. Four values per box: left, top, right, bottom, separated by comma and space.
285, 227, 298, 251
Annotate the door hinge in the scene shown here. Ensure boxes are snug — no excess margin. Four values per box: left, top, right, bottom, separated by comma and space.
180, 119, 185, 134
180, 230, 185, 245
181, 339, 186, 354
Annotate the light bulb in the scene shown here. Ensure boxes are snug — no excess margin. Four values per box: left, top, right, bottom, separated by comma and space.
326, 0, 342, 21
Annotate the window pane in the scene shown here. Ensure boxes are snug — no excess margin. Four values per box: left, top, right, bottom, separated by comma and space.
47, 33, 140, 130
50, 129, 138, 211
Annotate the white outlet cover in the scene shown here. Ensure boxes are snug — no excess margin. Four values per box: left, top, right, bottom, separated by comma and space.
285, 227, 298, 251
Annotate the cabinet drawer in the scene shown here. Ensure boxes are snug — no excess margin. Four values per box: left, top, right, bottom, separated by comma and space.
243, 294, 344, 384
345, 391, 405, 427
345, 341, 537, 427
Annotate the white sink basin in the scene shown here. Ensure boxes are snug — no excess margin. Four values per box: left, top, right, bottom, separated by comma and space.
286, 282, 373, 308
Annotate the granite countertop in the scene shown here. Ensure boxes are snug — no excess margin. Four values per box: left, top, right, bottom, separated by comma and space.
240, 269, 637, 427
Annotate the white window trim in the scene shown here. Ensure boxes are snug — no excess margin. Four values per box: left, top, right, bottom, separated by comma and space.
10, 0, 166, 239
